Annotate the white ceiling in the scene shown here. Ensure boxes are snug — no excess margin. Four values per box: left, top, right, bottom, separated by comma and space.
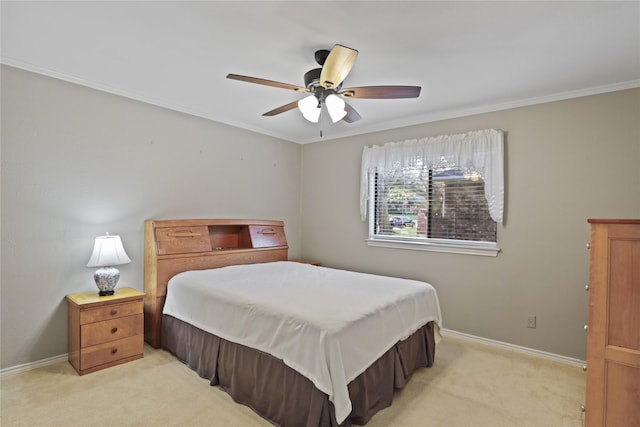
2, 1, 639, 144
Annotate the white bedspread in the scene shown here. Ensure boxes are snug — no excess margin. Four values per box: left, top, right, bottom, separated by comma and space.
163, 261, 442, 424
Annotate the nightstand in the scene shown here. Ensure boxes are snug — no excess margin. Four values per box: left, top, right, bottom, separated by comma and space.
67, 287, 145, 375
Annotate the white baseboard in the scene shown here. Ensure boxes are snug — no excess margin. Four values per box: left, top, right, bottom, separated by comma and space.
1, 330, 586, 376
440, 328, 586, 367
1, 353, 69, 377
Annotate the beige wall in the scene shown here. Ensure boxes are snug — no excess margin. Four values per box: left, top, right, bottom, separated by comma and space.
2, 64, 638, 369
300, 88, 640, 360
0, 66, 302, 369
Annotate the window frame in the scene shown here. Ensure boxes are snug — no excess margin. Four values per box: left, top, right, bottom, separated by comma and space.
366, 169, 500, 256
361, 129, 504, 257
365, 235, 500, 256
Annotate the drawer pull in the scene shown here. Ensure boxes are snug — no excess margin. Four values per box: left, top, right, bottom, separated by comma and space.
258, 229, 277, 236
111, 327, 119, 334
111, 348, 118, 355
582, 365, 587, 372
584, 325, 588, 332
110, 309, 118, 316
167, 232, 201, 238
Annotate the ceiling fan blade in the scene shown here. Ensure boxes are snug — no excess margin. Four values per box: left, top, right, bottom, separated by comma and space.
319, 45, 358, 89
340, 86, 421, 99
227, 74, 309, 93
262, 100, 300, 117
343, 101, 362, 123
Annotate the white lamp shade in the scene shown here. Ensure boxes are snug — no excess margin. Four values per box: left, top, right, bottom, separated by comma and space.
298, 95, 321, 123
86, 234, 132, 267
325, 94, 347, 123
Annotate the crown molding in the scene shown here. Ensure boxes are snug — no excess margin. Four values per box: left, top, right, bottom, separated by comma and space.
3, 57, 639, 145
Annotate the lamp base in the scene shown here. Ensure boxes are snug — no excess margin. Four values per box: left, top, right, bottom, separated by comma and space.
94, 266, 120, 296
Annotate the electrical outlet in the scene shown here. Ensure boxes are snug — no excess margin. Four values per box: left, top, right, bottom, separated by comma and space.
527, 315, 536, 329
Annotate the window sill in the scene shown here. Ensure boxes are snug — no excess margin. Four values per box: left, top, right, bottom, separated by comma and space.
366, 237, 500, 257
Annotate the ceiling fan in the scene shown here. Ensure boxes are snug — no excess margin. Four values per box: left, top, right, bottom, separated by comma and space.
226, 44, 421, 125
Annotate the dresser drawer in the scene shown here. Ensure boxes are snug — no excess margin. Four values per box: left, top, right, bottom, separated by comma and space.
81, 314, 143, 348
80, 335, 144, 371
249, 225, 287, 248
80, 300, 143, 324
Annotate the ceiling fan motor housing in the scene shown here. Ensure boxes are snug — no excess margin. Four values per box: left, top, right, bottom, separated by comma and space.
304, 68, 322, 89
314, 49, 330, 65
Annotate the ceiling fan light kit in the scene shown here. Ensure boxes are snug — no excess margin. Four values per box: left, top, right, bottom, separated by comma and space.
298, 95, 321, 123
325, 94, 347, 123
227, 44, 421, 128
298, 93, 346, 124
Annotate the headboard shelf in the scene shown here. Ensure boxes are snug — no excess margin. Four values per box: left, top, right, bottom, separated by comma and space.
144, 219, 288, 347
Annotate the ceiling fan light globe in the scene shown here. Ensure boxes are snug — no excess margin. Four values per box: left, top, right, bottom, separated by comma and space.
326, 94, 347, 123
298, 95, 321, 123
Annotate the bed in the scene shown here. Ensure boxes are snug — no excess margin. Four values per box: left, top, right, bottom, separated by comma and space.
144, 219, 442, 427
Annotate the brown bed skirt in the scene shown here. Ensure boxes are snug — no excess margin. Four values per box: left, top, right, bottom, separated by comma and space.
162, 315, 436, 427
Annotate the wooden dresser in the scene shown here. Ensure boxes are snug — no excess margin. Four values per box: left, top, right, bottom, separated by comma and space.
67, 287, 145, 375
585, 219, 640, 427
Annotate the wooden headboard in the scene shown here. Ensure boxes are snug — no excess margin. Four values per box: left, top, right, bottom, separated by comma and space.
143, 218, 289, 348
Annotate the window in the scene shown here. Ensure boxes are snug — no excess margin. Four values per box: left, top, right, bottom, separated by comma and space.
361, 129, 504, 256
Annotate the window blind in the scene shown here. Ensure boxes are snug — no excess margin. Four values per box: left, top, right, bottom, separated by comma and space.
373, 167, 496, 243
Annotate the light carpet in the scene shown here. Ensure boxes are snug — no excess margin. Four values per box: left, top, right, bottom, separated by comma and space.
0, 335, 585, 427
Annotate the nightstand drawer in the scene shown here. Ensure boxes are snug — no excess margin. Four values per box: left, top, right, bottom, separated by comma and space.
81, 335, 144, 370
80, 300, 143, 324
81, 314, 143, 347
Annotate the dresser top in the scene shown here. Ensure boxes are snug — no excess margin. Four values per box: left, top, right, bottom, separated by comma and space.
588, 218, 640, 224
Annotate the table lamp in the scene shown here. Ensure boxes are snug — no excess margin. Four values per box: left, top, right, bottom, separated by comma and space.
86, 233, 131, 296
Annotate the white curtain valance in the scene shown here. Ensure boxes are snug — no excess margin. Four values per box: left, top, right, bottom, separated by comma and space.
360, 128, 504, 223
